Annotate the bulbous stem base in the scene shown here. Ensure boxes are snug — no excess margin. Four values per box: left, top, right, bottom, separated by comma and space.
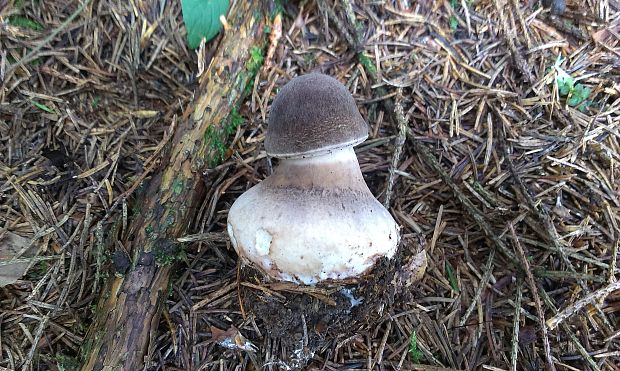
227, 147, 400, 284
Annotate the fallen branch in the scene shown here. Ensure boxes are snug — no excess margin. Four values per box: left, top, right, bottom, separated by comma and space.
79, 2, 269, 369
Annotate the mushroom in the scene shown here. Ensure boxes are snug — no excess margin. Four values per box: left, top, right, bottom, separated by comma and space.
227, 73, 400, 285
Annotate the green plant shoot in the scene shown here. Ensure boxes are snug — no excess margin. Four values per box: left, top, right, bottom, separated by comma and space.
409, 331, 423, 363
553, 56, 591, 109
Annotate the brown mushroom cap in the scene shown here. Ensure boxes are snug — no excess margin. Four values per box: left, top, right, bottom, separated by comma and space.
265, 73, 369, 158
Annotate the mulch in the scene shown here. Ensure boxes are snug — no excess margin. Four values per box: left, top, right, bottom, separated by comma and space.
1, 0, 619, 370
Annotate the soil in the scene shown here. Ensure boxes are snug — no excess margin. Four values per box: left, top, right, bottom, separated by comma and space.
238, 235, 427, 364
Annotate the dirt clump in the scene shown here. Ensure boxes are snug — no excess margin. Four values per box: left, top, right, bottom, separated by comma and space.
238, 235, 427, 360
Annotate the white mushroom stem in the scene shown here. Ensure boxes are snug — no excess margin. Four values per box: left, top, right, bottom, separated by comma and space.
267, 147, 370, 192
227, 146, 400, 285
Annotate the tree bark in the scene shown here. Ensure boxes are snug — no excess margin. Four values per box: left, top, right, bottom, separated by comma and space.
80, 2, 268, 369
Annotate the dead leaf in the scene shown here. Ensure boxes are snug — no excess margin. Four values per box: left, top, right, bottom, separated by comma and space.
592, 28, 609, 43
209, 325, 257, 352
392, 235, 428, 288
592, 23, 620, 44
0, 231, 37, 286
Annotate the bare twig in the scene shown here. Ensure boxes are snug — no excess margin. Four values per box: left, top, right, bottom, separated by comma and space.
510, 278, 523, 371
384, 91, 407, 208
458, 248, 496, 327
21, 316, 49, 371
317, 0, 357, 50
609, 239, 618, 284
372, 320, 391, 368
341, 0, 363, 48
509, 224, 556, 371
546, 280, 620, 330
492, 0, 534, 83
509, 0, 531, 48
539, 290, 602, 371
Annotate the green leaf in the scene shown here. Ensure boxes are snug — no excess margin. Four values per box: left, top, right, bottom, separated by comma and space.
409, 331, 424, 363
91, 96, 100, 108
567, 83, 591, 107
555, 69, 574, 96
577, 100, 592, 112
9, 15, 44, 31
358, 53, 377, 75
249, 46, 264, 72
181, 0, 230, 49
445, 261, 459, 292
31, 101, 55, 113
449, 16, 458, 31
